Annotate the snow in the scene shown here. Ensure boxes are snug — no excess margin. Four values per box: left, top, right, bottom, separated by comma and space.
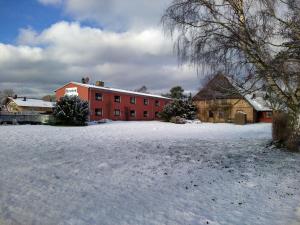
66, 82, 171, 100
0, 122, 300, 225
244, 94, 272, 111
10, 97, 55, 108
225, 75, 272, 111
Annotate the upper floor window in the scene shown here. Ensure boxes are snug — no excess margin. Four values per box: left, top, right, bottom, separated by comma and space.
95, 93, 102, 101
95, 108, 102, 116
130, 97, 136, 104
155, 100, 160, 107
114, 109, 121, 116
114, 96, 121, 103
144, 98, 149, 105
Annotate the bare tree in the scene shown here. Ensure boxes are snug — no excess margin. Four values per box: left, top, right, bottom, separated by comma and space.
135, 85, 149, 93
0, 89, 15, 105
163, 0, 300, 149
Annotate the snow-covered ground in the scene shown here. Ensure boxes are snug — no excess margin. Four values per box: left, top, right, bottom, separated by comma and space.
0, 122, 299, 225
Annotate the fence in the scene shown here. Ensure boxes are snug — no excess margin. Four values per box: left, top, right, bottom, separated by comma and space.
0, 112, 55, 125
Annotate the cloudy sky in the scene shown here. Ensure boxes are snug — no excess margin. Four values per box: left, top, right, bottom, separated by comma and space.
0, 0, 200, 97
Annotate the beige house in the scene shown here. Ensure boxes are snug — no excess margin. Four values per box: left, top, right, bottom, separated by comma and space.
5, 97, 55, 114
193, 74, 273, 123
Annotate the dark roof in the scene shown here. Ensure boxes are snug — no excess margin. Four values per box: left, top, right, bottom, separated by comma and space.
193, 74, 243, 101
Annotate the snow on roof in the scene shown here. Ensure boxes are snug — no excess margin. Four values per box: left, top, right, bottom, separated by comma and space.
9, 97, 55, 108
68, 82, 171, 100
244, 94, 272, 111
224, 75, 272, 111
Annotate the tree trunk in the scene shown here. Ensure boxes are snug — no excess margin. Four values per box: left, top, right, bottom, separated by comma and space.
287, 111, 300, 151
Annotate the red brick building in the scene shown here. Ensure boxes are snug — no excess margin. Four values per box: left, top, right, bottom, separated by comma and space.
55, 82, 171, 121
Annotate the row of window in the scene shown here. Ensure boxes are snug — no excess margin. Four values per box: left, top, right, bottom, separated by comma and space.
208, 110, 273, 119
94, 108, 159, 118
95, 93, 160, 106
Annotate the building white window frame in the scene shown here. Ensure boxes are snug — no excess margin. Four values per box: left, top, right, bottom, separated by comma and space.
95, 108, 103, 116
114, 109, 121, 116
130, 96, 136, 104
144, 98, 149, 105
143, 111, 149, 118
114, 95, 121, 103
95, 93, 103, 101
130, 110, 136, 118
155, 100, 160, 107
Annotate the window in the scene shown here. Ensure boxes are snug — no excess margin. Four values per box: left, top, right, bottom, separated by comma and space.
95, 108, 102, 116
266, 111, 272, 118
114, 96, 121, 103
155, 112, 159, 118
114, 109, 121, 116
155, 100, 160, 107
130, 110, 136, 118
130, 97, 136, 104
95, 93, 102, 101
144, 98, 149, 105
209, 111, 214, 118
143, 111, 149, 118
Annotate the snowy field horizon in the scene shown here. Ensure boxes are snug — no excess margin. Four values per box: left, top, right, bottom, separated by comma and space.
0, 122, 300, 225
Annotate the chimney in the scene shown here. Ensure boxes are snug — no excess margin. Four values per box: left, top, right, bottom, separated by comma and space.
95, 81, 104, 87
251, 93, 256, 99
23, 97, 27, 101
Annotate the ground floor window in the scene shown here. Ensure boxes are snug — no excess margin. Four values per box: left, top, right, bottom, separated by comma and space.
130, 110, 136, 118
266, 111, 273, 118
114, 109, 121, 116
95, 108, 102, 116
209, 110, 214, 118
143, 111, 148, 118
155, 112, 159, 118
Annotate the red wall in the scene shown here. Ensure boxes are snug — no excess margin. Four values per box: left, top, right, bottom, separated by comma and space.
56, 83, 170, 121
56, 83, 89, 101
257, 111, 273, 123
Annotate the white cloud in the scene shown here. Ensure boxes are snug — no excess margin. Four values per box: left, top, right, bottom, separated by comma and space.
38, 0, 62, 6
0, 21, 198, 97
38, 0, 172, 30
